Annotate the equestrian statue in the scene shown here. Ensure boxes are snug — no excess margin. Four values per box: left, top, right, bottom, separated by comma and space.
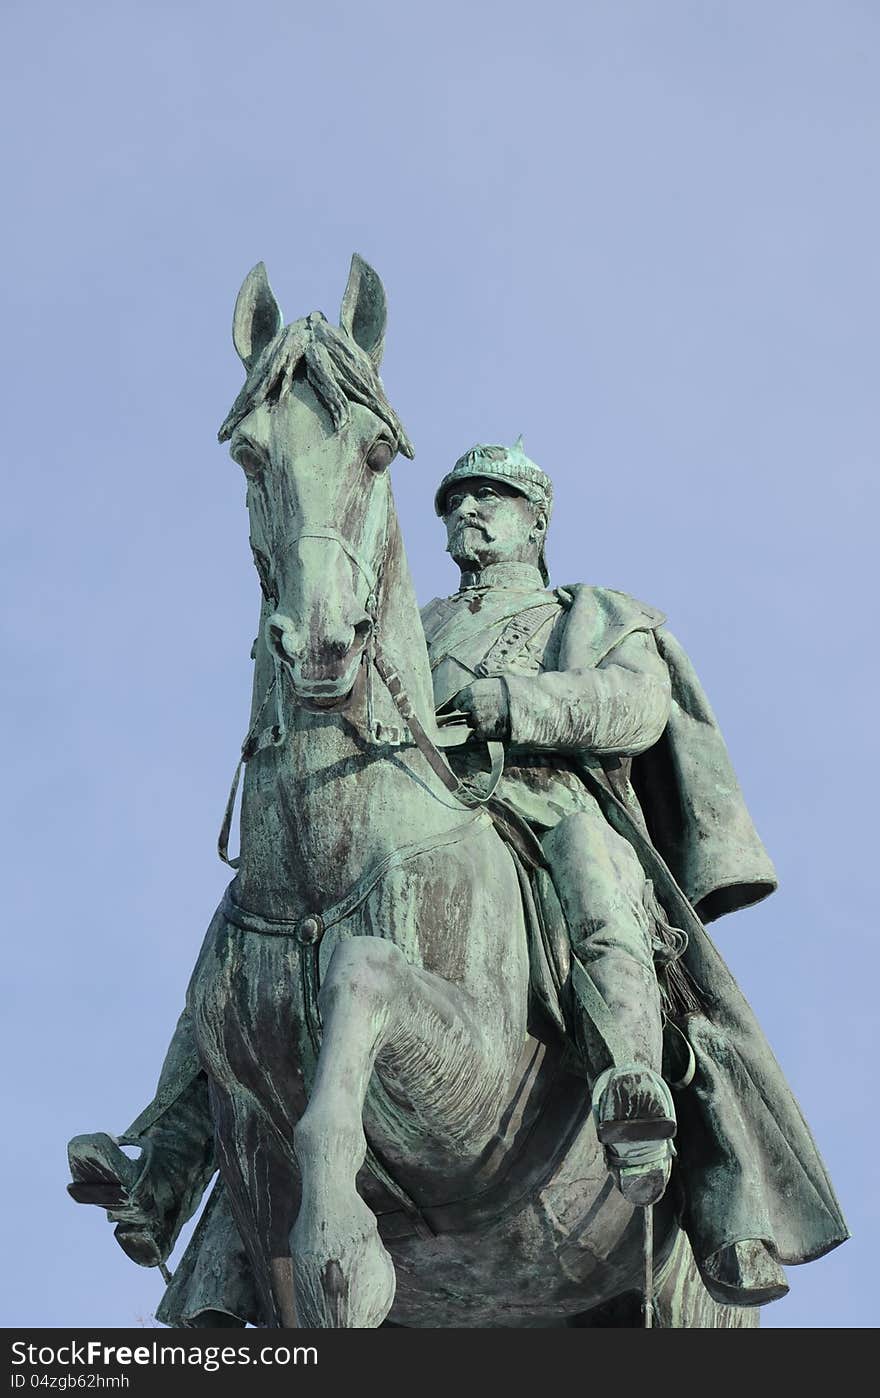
68, 256, 848, 1328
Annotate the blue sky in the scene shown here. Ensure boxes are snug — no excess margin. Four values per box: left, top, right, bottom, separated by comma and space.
1, 1, 876, 1327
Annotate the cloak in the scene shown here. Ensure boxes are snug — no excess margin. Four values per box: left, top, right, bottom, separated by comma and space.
538, 586, 848, 1295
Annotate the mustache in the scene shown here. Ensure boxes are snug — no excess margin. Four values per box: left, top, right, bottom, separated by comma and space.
448, 519, 491, 542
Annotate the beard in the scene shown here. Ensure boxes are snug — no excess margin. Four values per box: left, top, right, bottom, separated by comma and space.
446, 521, 493, 566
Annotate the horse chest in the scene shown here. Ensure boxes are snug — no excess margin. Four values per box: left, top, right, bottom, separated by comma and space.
236, 727, 465, 920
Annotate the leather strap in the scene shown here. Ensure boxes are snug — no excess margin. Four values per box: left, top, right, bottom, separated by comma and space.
218, 663, 286, 868
283, 527, 379, 594
475, 601, 559, 677
373, 647, 504, 806
222, 809, 490, 939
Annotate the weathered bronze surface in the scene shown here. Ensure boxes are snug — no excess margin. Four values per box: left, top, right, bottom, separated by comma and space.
68, 257, 848, 1328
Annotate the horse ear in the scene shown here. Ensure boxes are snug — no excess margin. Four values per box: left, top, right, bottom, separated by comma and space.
232, 262, 283, 371
340, 254, 387, 370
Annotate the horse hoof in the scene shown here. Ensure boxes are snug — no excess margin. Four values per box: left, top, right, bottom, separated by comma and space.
291, 1202, 396, 1328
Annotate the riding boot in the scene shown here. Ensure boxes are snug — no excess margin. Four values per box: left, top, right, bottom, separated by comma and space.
540, 806, 675, 1205
68, 1006, 217, 1268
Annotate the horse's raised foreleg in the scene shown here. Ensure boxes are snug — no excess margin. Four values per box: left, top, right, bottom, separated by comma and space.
291, 934, 518, 1328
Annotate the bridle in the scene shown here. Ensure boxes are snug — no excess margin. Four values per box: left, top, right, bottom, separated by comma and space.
218, 482, 504, 868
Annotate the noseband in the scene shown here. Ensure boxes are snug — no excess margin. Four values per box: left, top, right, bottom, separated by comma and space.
283, 525, 380, 597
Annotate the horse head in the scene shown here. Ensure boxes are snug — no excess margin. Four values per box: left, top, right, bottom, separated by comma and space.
219, 256, 414, 710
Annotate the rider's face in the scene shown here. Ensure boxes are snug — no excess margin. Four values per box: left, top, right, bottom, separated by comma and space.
441, 477, 543, 572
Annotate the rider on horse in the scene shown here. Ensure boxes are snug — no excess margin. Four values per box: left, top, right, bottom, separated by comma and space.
69, 437, 847, 1322
426, 439, 684, 1207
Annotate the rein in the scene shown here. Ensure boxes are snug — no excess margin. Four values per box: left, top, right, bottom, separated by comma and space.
217, 656, 285, 869
371, 645, 505, 803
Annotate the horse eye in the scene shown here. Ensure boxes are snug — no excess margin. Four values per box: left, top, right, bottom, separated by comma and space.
235, 446, 264, 477
366, 439, 394, 472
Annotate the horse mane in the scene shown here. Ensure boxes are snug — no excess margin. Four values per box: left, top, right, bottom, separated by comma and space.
218, 312, 414, 458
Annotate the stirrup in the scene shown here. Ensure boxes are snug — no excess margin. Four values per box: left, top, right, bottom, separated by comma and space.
592, 1067, 676, 1207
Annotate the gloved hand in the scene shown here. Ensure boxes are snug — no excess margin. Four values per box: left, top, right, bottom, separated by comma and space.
452, 679, 509, 741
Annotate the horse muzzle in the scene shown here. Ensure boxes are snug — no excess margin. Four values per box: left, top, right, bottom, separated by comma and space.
266, 612, 371, 708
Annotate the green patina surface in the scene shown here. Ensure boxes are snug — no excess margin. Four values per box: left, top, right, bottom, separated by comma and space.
68, 257, 848, 1329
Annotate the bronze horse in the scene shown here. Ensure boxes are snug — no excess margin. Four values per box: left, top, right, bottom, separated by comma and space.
171, 255, 749, 1327
71, 257, 847, 1326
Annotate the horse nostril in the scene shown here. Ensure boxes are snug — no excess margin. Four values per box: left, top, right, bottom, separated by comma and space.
268, 620, 299, 660
353, 617, 373, 642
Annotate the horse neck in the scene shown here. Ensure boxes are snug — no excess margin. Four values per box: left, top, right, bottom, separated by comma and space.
236, 508, 464, 916
370, 508, 437, 733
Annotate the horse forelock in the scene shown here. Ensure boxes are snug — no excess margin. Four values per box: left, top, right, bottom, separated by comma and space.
218, 314, 414, 458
